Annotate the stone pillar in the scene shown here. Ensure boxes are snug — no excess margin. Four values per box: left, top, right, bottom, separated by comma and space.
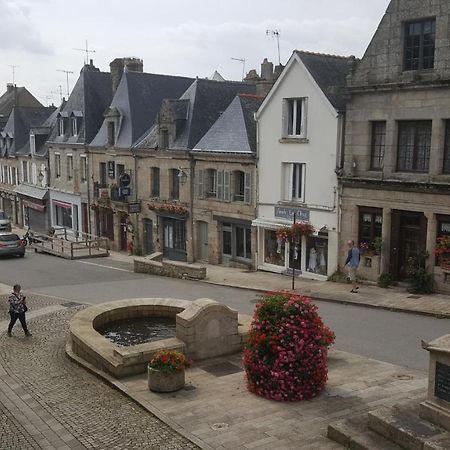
381, 207, 392, 274
430, 119, 445, 178
383, 120, 397, 178
425, 211, 437, 275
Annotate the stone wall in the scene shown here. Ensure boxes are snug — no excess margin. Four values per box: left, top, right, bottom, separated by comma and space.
134, 253, 206, 280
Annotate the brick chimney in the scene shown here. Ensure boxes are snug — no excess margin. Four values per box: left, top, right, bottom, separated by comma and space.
110, 57, 144, 94
6, 83, 14, 93
260, 58, 274, 82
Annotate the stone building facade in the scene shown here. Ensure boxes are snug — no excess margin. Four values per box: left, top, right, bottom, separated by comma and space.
340, 0, 450, 292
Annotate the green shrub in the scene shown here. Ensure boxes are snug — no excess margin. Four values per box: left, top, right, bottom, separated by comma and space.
378, 273, 394, 288
406, 252, 434, 294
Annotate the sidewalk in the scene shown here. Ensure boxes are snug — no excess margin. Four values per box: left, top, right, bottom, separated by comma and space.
107, 251, 450, 319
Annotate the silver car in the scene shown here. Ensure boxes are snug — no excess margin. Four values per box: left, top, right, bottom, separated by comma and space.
0, 232, 25, 257
0, 211, 11, 231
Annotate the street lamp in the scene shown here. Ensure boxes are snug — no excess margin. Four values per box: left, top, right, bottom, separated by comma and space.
177, 168, 189, 185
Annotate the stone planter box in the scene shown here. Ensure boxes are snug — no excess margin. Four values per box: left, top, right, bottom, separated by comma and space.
148, 367, 185, 393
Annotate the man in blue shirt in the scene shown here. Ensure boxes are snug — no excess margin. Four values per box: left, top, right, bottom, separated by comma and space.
345, 240, 360, 293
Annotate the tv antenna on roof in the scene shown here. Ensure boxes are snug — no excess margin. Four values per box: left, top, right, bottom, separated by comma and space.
9, 65, 19, 85
51, 85, 63, 104
231, 57, 246, 81
73, 40, 96, 64
56, 69, 74, 98
266, 29, 281, 65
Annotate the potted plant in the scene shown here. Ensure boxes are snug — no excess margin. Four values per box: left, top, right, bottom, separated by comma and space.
435, 236, 450, 270
147, 350, 190, 393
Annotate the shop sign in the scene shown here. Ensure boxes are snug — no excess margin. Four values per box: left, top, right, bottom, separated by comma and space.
128, 202, 141, 214
108, 161, 115, 178
119, 187, 131, 197
274, 206, 310, 222
119, 172, 131, 187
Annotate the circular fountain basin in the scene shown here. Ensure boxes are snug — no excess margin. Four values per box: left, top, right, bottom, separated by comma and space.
68, 297, 252, 378
97, 317, 176, 346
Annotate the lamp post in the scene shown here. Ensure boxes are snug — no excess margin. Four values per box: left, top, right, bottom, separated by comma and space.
292, 212, 296, 291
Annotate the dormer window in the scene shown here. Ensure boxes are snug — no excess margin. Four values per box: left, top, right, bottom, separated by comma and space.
107, 121, 116, 146
71, 118, 78, 136
404, 19, 436, 71
161, 129, 169, 149
30, 133, 36, 155
58, 118, 65, 136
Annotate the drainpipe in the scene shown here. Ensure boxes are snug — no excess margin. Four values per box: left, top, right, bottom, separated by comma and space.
132, 148, 140, 254
189, 151, 195, 263
86, 148, 92, 235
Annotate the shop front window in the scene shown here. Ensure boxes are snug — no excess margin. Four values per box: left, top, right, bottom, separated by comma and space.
55, 205, 72, 229
264, 229, 285, 266
306, 236, 328, 275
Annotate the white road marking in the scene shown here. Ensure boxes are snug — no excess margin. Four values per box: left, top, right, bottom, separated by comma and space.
75, 260, 134, 273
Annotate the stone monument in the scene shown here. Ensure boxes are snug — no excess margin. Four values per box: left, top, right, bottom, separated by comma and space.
421, 335, 450, 430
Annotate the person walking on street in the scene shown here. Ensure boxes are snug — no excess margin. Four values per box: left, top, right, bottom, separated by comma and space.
7, 284, 32, 337
345, 240, 360, 293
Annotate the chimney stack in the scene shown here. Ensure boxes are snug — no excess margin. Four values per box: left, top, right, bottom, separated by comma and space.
261, 58, 274, 82
110, 57, 144, 95
6, 83, 14, 93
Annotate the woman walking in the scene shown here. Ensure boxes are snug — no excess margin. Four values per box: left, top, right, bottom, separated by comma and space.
7, 284, 32, 337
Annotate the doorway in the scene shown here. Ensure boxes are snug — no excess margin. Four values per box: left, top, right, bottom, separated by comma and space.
197, 221, 209, 261
390, 211, 427, 279
119, 214, 128, 251
143, 219, 153, 255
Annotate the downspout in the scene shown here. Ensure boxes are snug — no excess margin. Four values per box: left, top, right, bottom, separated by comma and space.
132, 148, 140, 254
86, 148, 92, 235
189, 151, 195, 263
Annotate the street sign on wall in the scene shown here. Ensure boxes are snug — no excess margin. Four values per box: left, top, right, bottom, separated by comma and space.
274, 206, 310, 222
128, 202, 141, 213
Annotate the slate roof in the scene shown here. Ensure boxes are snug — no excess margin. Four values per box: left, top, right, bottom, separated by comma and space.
193, 93, 263, 154
294, 51, 354, 111
0, 86, 42, 131
91, 71, 194, 148
1, 106, 55, 157
48, 64, 112, 145
136, 78, 257, 150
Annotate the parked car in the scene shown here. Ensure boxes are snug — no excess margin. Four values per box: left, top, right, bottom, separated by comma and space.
0, 232, 25, 257
0, 211, 11, 231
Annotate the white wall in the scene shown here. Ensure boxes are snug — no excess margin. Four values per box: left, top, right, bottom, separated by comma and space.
257, 58, 339, 229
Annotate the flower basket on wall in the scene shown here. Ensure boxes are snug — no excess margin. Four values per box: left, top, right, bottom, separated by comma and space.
243, 291, 335, 402
147, 202, 189, 217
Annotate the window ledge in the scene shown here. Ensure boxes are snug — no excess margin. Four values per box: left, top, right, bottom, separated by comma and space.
279, 137, 309, 144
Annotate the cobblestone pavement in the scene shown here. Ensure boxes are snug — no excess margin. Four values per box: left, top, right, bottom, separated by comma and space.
0, 296, 198, 450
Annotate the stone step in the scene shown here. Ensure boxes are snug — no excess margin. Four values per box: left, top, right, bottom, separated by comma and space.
327, 416, 403, 450
368, 404, 448, 450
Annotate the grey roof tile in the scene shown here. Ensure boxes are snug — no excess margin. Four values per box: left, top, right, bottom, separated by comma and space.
194, 93, 263, 154
91, 71, 194, 148
294, 50, 354, 111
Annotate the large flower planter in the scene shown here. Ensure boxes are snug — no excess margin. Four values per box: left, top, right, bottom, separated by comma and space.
147, 367, 185, 393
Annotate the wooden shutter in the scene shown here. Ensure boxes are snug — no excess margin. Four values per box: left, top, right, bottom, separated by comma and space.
224, 171, 231, 202
244, 171, 252, 204
217, 170, 224, 201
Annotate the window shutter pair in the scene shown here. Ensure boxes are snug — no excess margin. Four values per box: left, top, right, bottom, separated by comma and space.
217, 170, 224, 200
197, 169, 205, 199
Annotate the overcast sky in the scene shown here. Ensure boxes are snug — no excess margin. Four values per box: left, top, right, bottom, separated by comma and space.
1, 0, 389, 105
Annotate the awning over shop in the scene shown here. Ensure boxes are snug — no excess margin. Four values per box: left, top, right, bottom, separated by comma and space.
251, 217, 291, 230
52, 200, 72, 209
14, 183, 48, 200
23, 200, 45, 212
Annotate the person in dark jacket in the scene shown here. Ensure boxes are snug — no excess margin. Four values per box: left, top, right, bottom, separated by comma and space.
344, 240, 360, 293
7, 284, 32, 337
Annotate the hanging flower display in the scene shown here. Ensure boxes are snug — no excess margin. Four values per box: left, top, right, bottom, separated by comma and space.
243, 291, 335, 402
275, 221, 315, 242
435, 236, 450, 256
147, 202, 189, 217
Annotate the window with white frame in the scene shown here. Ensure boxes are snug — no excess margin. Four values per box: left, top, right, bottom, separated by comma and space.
11, 167, 17, 185
58, 118, 65, 136
283, 163, 305, 202
67, 154, 73, 180
71, 118, 78, 136
80, 155, 87, 182
30, 133, 36, 155
205, 169, 217, 198
22, 161, 28, 183
55, 153, 61, 178
283, 98, 307, 138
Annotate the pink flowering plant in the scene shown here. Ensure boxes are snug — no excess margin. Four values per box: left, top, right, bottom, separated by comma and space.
243, 291, 335, 402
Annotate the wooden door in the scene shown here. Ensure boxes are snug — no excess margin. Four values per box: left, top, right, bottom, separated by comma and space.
197, 221, 209, 261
